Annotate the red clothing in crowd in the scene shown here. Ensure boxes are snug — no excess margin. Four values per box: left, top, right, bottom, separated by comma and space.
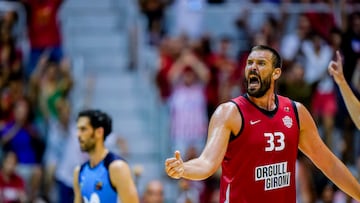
305, 12, 336, 42
156, 53, 175, 101
25, 0, 63, 48
0, 171, 25, 203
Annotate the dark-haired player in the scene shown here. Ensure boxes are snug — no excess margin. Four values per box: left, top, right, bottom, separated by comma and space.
73, 109, 139, 203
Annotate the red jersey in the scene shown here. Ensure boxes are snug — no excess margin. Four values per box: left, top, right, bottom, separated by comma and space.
0, 172, 25, 203
220, 95, 300, 203
26, 0, 63, 48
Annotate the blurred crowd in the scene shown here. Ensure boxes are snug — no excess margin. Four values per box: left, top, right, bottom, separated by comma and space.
139, 0, 360, 202
0, 0, 78, 202
0, 0, 359, 203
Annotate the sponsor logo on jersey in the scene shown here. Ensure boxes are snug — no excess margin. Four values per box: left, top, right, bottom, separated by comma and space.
83, 193, 100, 203
282, 116, 293, 128
255, 161, 291, 191
95, 181, 103, 190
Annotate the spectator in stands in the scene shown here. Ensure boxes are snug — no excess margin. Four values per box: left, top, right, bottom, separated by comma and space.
0, 20, 23, 83
167, 48, 210, 155
176, 179, 200, 203
43, 98, 72, 202
0, 151, 27, 203
301, 31, 335, 149
155, 36, 185, 101
1, 10, 18, 35
0, 89, 13, 129
0, 98, 44, 202
280, 14, 311, 69
258, 16, 281, 51
302, 0, 336, 42
206, 36, 239, 117
7, 77, 25, 107
142, 180, 164, 203
138, 0, 168, 46
29, 53, 73, 136
21, 0, 64, 78
278, 62, 312, 110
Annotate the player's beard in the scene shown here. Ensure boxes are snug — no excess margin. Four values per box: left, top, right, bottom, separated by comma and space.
246, 71, 272, 98
79, 132, 96, 153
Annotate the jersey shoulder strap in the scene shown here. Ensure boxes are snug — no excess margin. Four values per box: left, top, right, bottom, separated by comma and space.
103, 151, 125, 170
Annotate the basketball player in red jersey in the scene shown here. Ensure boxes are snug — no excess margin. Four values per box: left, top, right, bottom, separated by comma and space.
165, 45, 360, 202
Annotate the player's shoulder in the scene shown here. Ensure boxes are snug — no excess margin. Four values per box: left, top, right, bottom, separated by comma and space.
212, 101, 243, 126
108, 159, 128, 171
106, 152, 128, 170
108, 158, 132, 182
216, 101, 239, 114
73, 165, 81, 174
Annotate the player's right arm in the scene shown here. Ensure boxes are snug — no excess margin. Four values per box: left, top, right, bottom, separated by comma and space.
73, 166, 82, 203
165, 102, 241, 180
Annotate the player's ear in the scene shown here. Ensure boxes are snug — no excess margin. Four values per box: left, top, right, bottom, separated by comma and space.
272, 68, 281, 80
95, 127, 104, 139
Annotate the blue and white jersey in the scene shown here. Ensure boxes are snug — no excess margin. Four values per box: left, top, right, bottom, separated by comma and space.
79, 152, 123, 203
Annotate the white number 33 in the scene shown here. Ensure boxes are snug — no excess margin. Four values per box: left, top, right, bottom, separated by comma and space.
264, 132, 285, 151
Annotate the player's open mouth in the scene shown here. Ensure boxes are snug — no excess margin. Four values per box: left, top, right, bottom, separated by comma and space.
248, 75, 260, 88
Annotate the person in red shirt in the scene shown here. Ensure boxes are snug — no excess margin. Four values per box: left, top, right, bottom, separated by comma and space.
21, 0, 64, 78
165, 45, 360, 202
0, 151, 27, 203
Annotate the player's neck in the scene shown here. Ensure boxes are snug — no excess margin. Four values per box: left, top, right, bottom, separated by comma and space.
248, 92, 276, 111
88, 145, 108, 168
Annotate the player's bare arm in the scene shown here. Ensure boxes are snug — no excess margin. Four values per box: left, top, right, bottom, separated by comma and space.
297, 102, 360, 201
73, 166, 82, 203
165, 102, 241, 180
328, 51, 360, 129
109, 160, 139, 203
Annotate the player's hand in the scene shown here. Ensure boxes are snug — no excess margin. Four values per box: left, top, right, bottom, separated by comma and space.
165, 151, 184, 179
328, 50, 345, 84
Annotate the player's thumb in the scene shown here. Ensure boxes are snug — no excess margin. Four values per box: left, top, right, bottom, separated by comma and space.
175, 150, 181, 160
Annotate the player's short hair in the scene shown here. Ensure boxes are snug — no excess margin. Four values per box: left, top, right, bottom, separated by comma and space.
77, 109, 112, 140
251, 45, 282, 69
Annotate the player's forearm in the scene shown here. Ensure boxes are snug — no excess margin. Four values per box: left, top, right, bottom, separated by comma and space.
182, 158, 216, 180
338, 80, 360, 129
321, 155, 360, 201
